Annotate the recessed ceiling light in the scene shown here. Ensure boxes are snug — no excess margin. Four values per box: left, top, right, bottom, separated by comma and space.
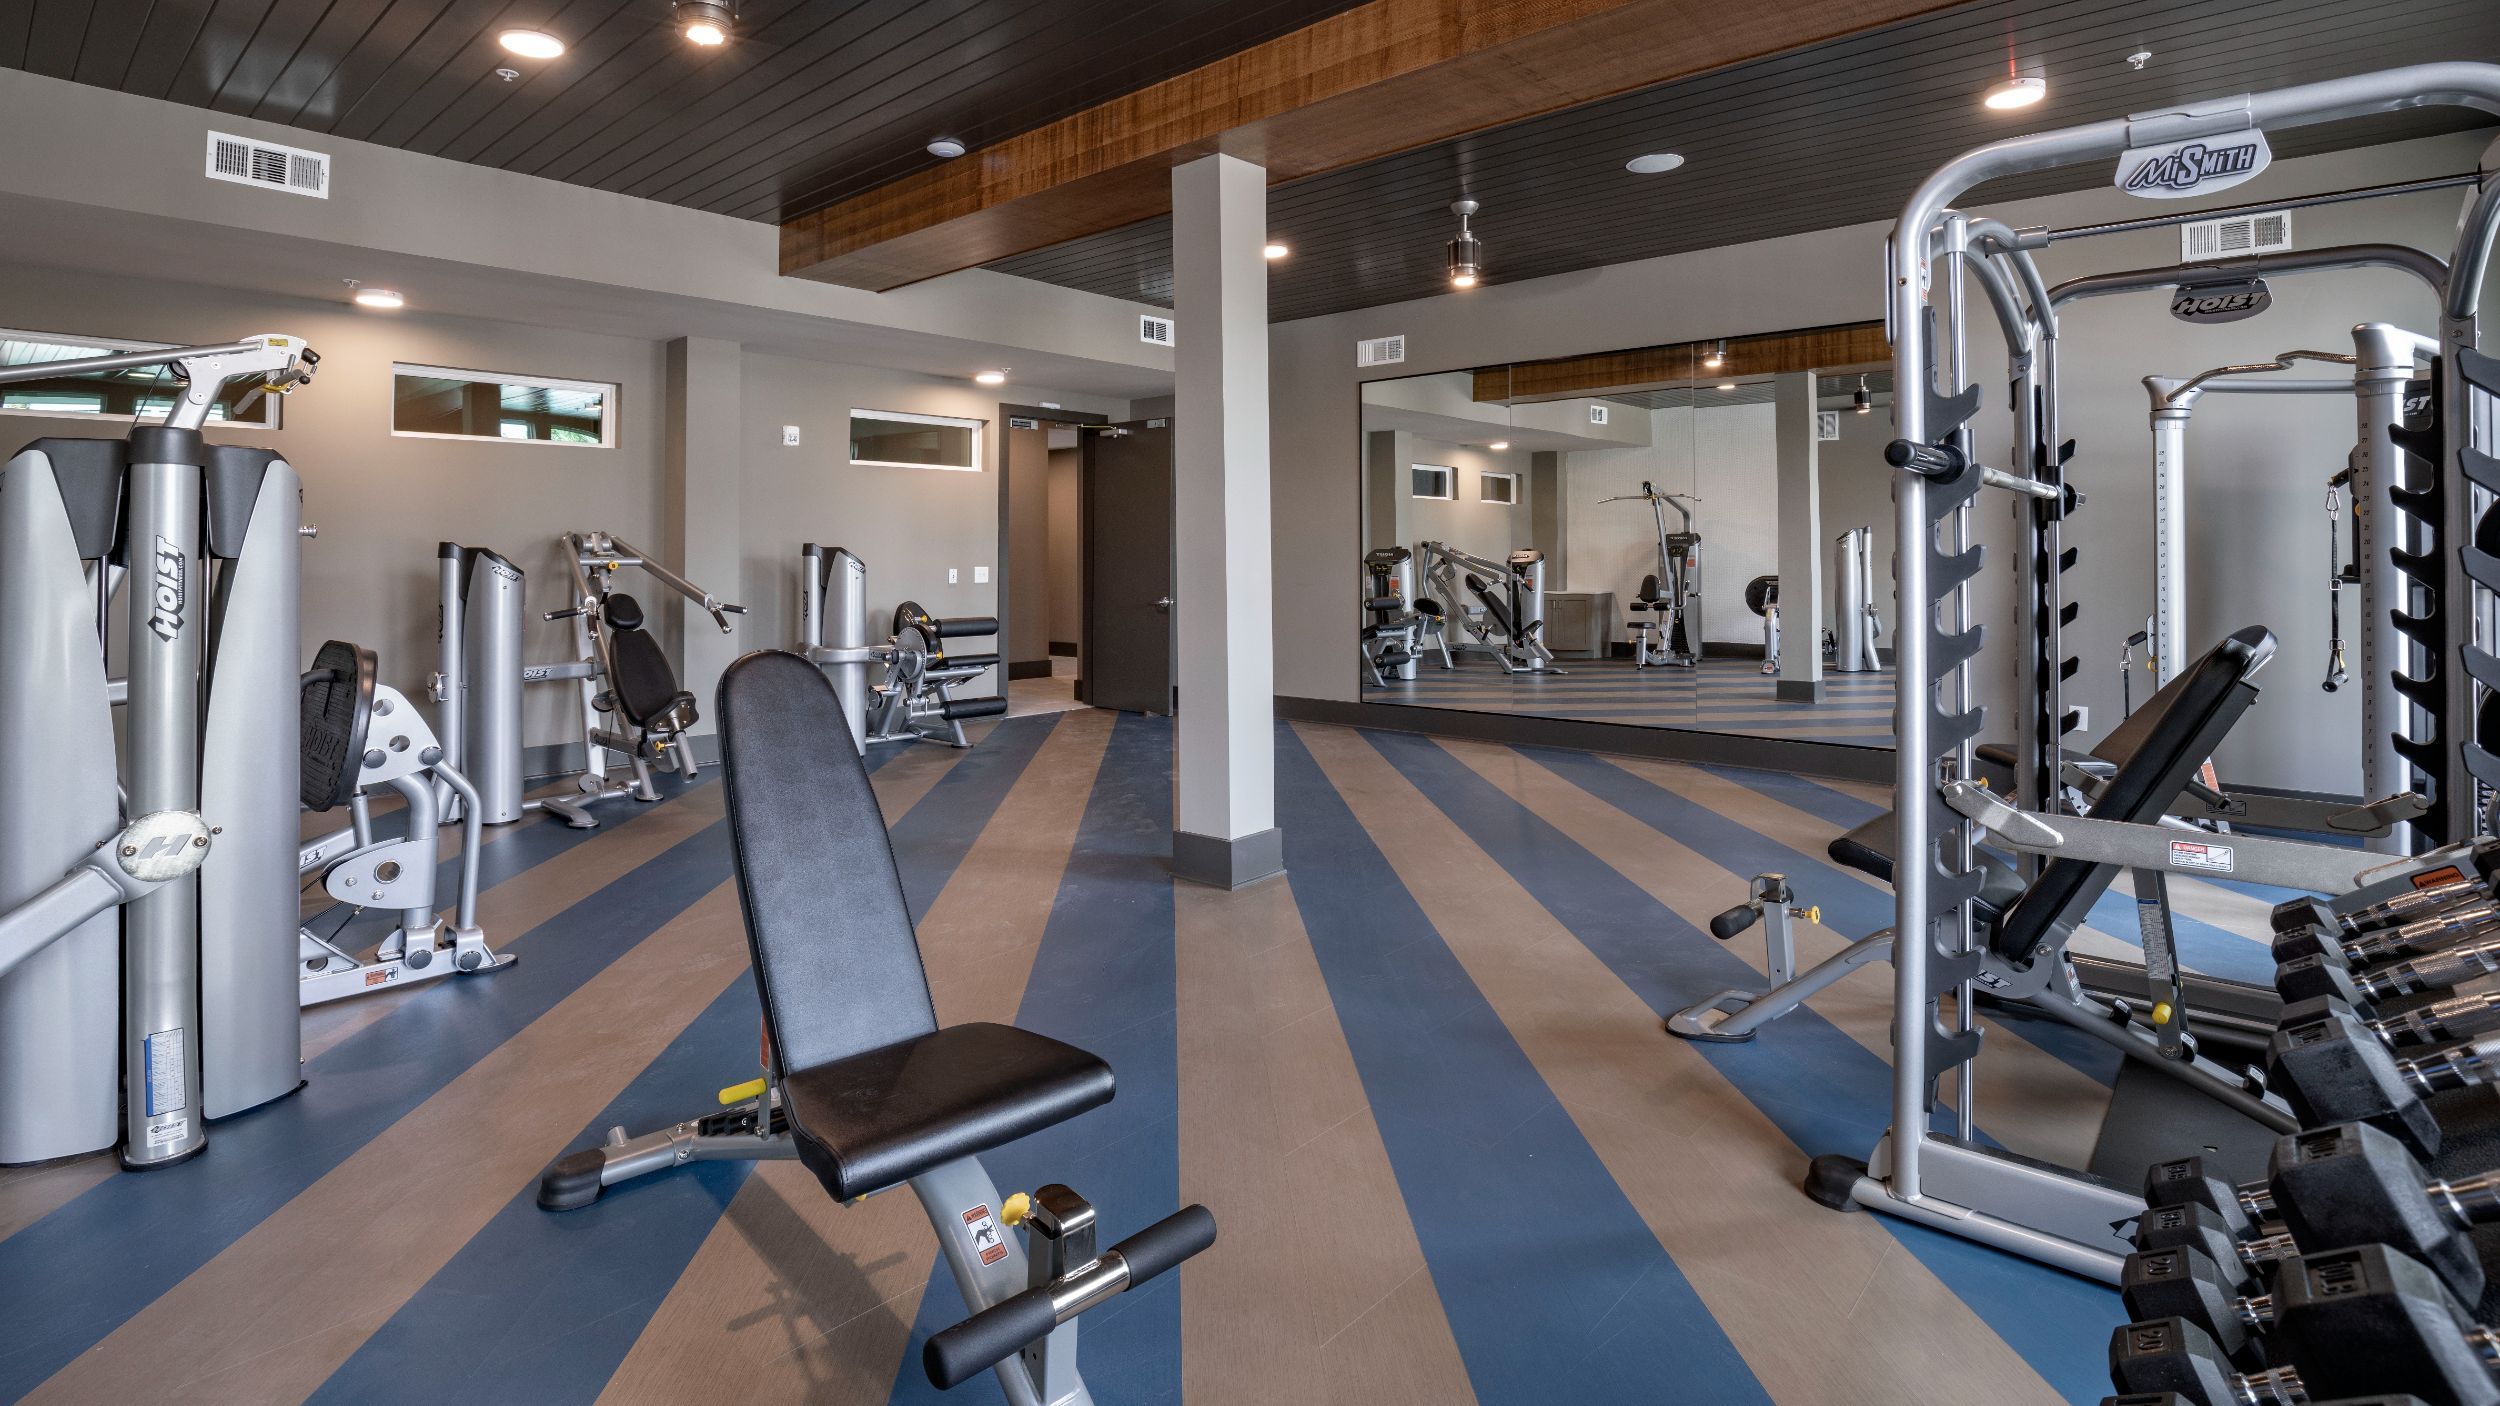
353, 287, 405, 310
497, 29, 564, 58
1716, 382, 1737, 391
1488, 440, 1510, 450
1263, 242, 1290, 260
674, 0, 732, 46
1702, 339, 1726, 370
1983, 75, 2047, 110
1625, 153, 1685, 175
927, 137, 968, 159
975, 370, 1007, 386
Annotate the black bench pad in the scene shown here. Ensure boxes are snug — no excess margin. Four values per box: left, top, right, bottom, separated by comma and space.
785, 1021, 1114, 1202
1828, 814, 2027, 923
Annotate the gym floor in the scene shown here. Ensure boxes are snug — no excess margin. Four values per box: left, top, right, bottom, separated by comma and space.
1359, 656, 1899, 747
0, 708, 2290, 1405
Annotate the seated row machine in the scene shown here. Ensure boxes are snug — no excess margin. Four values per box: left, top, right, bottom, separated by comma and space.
537, 649, 1215, 1400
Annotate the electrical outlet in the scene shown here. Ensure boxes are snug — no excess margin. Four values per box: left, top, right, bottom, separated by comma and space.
973, 566, 989, 584
2071, 705, 2090, 733
949, 568, 959, 585
782, 425, 801, 446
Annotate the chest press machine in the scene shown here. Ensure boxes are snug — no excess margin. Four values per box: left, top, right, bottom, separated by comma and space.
536, 650, 1215, 1402
1415, 540, 1560, 673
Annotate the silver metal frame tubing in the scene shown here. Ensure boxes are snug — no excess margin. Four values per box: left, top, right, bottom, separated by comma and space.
1867, 65, 2500, 1277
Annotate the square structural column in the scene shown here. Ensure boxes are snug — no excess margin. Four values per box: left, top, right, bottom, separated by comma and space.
1773, 370, 1825, 702
1170, 153, 1282, 889
664, 335, 743, 757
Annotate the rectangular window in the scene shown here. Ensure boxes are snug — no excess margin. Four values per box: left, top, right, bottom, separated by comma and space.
0, 328, 280, 427
850, 408, 982, 471
391, 363, 616, 446
1411, 464, 1454, 500
1479, 471, 1517, 505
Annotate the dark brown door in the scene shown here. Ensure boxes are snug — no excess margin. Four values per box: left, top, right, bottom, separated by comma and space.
1082, 420, 1174, 714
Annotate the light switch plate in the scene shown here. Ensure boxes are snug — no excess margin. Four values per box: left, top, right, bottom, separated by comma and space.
782, 425, 801, 446
973, 566, 990, 584
949, 568, 960, 584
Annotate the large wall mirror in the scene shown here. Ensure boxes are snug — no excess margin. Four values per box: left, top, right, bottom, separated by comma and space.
1358, 323, 1899, 751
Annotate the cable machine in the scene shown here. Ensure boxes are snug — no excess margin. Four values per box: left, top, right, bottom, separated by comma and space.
1601, 481, 1702, 666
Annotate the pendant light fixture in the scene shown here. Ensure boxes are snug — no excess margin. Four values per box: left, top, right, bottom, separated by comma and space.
1853, 375, 1872, 414
1447, 200, 1484, 290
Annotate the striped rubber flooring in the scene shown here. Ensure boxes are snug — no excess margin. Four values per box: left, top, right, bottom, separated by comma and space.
0, 710, 2284, 1405
1362, 657, 1898, 747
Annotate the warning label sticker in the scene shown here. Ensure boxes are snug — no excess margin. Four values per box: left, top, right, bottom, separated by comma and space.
962, 1204, 1009, 1266
2411, 865, 2465, 891
142, 1027, 188, 1117
2167, 840, 2235, 875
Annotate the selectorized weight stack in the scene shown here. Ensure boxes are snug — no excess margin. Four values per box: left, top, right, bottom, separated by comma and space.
798, 543, 1010, 752
0, 334, 318, 1169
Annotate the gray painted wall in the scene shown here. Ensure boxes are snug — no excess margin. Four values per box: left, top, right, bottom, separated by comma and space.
1274, 131, 2487, 792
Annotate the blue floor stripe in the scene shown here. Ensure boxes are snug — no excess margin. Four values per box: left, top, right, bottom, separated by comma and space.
304, 717, 1065, 1406
887, 711, 1184, 1406
0, 795, 733, 1399
1276, 725, 1771, 1406
1357, 734, 2116, 1399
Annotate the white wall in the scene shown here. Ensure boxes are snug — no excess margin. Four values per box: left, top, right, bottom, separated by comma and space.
1273, 130, 2485, 793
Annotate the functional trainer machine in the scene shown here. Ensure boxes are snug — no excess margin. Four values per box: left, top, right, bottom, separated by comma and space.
1415, 540, 1560, 673
1602, 481, 1701, 667
1358, 545, 1443, 685
0, 334, 318, 1168
296, 641, 511, 1006
798, 543, 1010, 751
1829, 525, 1883, 673
1817, 62, 2500, 1280
433, 533, 743, 828
536, 649, 1216, 1403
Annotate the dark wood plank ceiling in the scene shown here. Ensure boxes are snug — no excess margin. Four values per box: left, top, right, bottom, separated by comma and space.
989, 0, 2500, 322
0, 0, 1374, 223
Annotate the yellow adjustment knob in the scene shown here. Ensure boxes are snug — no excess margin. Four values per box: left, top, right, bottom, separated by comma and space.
1803, 906, 1821, 925
1000, 1192, 1032, 1227
2150, 1002, 2174, 1027
718, 1077, 768, 1105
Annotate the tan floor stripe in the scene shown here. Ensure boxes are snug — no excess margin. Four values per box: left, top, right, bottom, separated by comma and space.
596, 709, 1115, 1405
1295, 723, 2062, 1406
1175, 875, 1476, 1406
23, 880, 753, 1406
1439, 738, 2103, 1170
299, 785, 729, 1063
0, 1157, 118, 1244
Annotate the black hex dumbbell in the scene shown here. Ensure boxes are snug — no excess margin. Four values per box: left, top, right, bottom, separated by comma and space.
2277, 935, 2500, 1015
2277, 990, 2500, 1054
2122, 1244, 2276, 1370
2268, 1011, 2500, 1159
2134, 1200, 2297, 1288
2108, 1317, 2306, 1405
2275, 897, 2500, 971
2141, 1123, 2500, 1306
2272, 842, 2500, 946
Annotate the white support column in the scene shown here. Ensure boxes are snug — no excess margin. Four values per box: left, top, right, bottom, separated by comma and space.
663, 335, 743, 757
1773, 371, 1825, 702
1170, 153, 1281, 888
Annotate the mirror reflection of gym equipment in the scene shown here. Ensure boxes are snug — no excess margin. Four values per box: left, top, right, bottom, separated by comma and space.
1358, 339, 1897, 750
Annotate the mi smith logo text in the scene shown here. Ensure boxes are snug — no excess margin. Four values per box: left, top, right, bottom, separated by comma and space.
147, 536, 187, 642
2125, 139, 2263, 194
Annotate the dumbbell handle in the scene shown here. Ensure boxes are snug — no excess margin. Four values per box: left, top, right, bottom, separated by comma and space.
2212, 1164, 2500, 1234
2344, 901, 2500, 966
2373, 989, 2500, 1048
2357, 932, 2500, 1000
2401, 1030, 2500, 1096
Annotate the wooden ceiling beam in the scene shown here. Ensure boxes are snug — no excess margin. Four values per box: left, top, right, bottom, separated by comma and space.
1476, 322, 1890, 402
780, 0, 1958, 290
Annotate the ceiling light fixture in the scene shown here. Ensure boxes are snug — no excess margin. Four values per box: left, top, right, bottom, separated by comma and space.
1983, 74, 2046, 110
1447, 200, 1484, 290
975, 369, 1008, 386
1263, 242, 1290, 260
347, 281, 405, 310
1488, 440, 1510, 451
927, 137, 968, 159
1717, 382, 1737, 391
1625, 153, 1685, 175
2127, 49, 2153, 71
1853, 374, 1872, 414
497, 28, 564, 58
1702, 339, 1726, 370
674, 0, 733, 46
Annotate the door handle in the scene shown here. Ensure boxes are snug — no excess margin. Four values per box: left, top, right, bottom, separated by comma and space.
1154, 596, 1173, 612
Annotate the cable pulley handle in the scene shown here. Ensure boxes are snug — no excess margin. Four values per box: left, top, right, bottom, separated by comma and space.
544, 606, 586, 622
1883, 439, 1963, 479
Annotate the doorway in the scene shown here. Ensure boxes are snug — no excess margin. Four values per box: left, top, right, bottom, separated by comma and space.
1001, 412, 1097, 718
1081, 418, 1176, 714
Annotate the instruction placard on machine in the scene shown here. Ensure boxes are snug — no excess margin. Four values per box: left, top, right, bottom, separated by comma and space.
2166, 839, 2235, 874
962, 1204, 1009, 1265
142, 1026, 190, 1146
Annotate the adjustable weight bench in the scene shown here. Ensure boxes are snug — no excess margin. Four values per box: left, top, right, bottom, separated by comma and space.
537, 649, 1215, 1400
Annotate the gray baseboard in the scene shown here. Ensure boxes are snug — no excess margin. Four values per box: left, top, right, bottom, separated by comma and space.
1007, 658, 1054, 680
1049, 640, 1080, 657
1775, 679, 1826, 703
1171, 827, 1286, 890
1275, 696, 1892, 784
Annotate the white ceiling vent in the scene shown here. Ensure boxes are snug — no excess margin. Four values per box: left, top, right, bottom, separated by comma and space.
205, 131, 330, 199
1356, 334, 1406, 368
2181, 208, 2290, 262
1138, 314, 1174, 347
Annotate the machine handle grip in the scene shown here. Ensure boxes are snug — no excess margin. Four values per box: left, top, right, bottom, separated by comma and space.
543, 607, 585, 622
1708, 904, 1761, 941
1883, 439, 1963, 479
1113, 1203, 1218, 1285
923, 1288, 1059, 1389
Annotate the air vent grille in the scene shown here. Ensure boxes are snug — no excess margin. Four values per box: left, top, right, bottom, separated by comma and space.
205, 131, 330, 198
2181, 209, 2290, 261
1356, 334, 1405, 368
1139, 314, 1174, 346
